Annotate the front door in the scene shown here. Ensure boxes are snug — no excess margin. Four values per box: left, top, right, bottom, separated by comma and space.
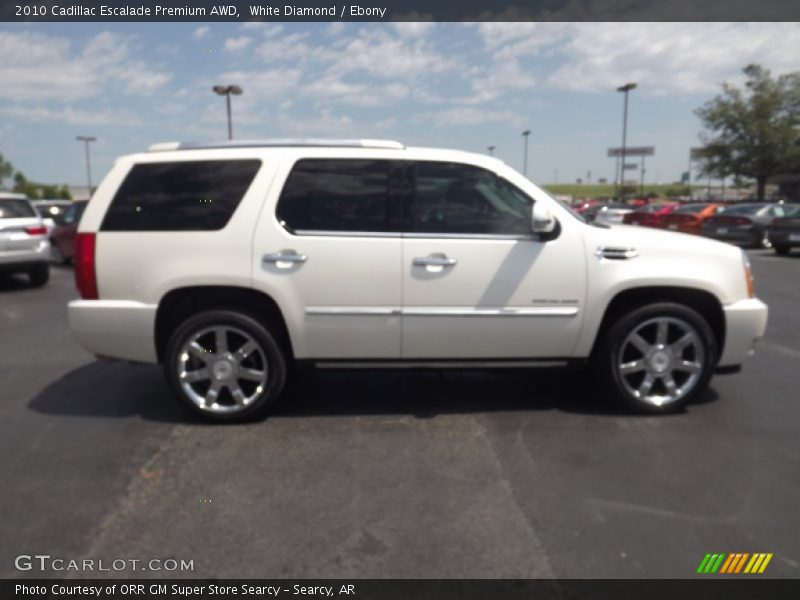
401, 161, 586, 359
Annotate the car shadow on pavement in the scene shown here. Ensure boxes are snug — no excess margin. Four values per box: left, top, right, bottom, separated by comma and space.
28, 361, 189, 423
0, 273, 37, 293
28, 361, 720, 423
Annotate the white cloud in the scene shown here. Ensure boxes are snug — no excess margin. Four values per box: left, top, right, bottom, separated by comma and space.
224, 36, 253, 52
241, 22, 283, 38
0, 105, 142, 127
421, 106, 521, 127
391, 23, 435, 38
192, 26, 210, 40
0, 30, 171, 101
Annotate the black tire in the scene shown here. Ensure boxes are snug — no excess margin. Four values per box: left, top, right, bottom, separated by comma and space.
592, 302, 717, 414
773, 244, 791, 256
28, 263, 49, 287
164, 310, 287, 423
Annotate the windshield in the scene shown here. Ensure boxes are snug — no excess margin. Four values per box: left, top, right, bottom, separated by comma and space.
0, 198, 36, 219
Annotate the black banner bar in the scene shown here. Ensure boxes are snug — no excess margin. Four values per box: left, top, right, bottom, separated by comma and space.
3, 580, 800, 600
3, 0, 800, 22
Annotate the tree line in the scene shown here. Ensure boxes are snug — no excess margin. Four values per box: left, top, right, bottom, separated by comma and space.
0, 153, 72, 200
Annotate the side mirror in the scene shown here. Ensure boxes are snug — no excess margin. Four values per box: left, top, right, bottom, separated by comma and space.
532, 202, 556, 234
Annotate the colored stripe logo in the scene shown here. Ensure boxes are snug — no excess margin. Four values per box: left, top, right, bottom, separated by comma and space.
697, 553, 773, 574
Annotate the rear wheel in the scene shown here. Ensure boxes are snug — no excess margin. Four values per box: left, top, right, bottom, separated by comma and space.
28, 263, 49, 287
593, 303, 717, 414
164, 310, 287, 422
773, 244, 791, 256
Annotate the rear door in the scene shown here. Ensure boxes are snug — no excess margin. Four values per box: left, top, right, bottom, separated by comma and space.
252, 158, 405, 359
400, 161, 586, 359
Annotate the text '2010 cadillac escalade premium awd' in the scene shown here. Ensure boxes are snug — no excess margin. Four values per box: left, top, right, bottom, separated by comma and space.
68, 139, 768, 422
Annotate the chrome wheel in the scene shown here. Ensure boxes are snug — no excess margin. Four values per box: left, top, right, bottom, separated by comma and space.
176, 325, 268, 414
617, 317, 705, 408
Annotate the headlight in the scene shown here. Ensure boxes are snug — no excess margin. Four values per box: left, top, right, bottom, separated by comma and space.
742, 250, 755, 298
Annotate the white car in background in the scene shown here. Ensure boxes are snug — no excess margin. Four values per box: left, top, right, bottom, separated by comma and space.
68, 139, 768, 421
0, 192, 50, 286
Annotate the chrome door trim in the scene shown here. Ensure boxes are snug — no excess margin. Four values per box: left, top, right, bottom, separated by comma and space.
314, 359, 569, 369
402, 307, 579, 317
305, 306, 578, 317
306, 307, 401, 316
403, 232, 537, 241
289, 229, 402, 238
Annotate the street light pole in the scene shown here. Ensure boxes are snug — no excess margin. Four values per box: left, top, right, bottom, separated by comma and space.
212, 85, 243, 140
487, 145, 495, 156
616, 82, 637, 200
522, 129, 531, 176
75, 135, 96, 194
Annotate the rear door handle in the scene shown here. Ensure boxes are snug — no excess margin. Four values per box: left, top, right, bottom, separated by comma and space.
413, 255, 457, 267
263, 250, 308, 264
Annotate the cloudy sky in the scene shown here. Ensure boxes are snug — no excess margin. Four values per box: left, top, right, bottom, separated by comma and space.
1, 22, 799, 188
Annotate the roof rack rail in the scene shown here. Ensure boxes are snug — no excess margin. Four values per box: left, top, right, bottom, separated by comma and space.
147, 139, 405, 152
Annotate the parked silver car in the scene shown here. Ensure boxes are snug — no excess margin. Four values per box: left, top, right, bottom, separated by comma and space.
0, 193, 50, 286
699, 203, 798, 248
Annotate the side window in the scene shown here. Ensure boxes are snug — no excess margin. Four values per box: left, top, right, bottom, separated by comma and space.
101, 160, 261, 231
771, 206, 785, 217
276, 159, 394, 233
411, 162, 532, 235
62, 205, 77, 224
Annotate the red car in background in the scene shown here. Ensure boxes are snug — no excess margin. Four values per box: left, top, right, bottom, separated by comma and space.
623, 202, 679, 227
655, 203, 726, 235
49, 200, 87, 264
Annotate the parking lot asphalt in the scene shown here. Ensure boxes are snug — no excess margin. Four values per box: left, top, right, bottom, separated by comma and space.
1, 251, 799, 579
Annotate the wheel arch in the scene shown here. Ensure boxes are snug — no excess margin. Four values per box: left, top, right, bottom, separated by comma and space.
154, 285, 294, 363
590, 286, 725, 360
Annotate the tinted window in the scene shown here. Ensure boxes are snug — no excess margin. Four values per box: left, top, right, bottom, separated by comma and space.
0, 198, 36, 219
276, 159, 392, 233
412, 162, 531, 235
101, 160, 260, 231
63, 202, 87, 224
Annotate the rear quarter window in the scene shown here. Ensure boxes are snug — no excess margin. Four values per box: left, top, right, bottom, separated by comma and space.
101, 160, 261, 231
0, 198, 36, 219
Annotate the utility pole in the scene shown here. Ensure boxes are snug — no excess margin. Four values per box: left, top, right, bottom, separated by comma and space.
212, 85, 243, 140
616, 82, 637, 199
75, 135, 96, 194
522, 130, 531, 177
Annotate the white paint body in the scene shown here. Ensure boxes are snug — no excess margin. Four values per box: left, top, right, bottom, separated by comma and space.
68, 144, 768, 368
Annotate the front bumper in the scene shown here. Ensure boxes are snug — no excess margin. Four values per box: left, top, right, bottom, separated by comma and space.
68, 300, 158, 363
718, 298, 768, 366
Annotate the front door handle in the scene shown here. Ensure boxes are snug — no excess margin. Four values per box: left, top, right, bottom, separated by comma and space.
413, 254, 457, 267
263, 250, 308, 264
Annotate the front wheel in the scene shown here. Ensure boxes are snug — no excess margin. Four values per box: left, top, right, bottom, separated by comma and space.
164, 310, 287, 423
773, 244, 790, 256
592, 303, 717, 414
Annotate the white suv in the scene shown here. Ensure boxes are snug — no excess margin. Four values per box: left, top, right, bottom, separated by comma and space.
68, 140, 768, 421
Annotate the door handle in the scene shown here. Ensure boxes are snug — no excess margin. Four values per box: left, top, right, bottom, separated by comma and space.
413, 255, 457, 267
263, 250, 308, 264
